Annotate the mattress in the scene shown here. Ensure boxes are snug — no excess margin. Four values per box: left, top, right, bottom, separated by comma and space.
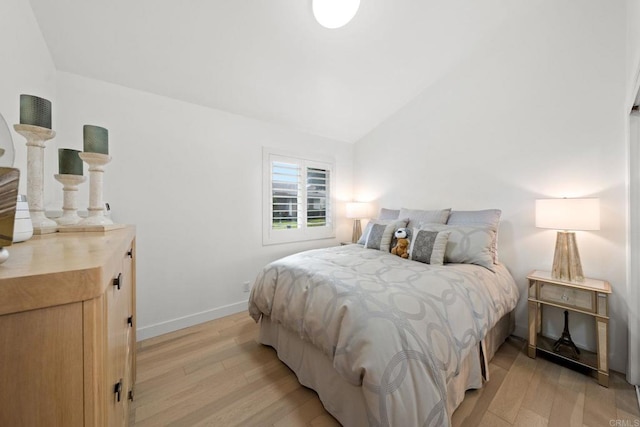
249, 244, 519, 426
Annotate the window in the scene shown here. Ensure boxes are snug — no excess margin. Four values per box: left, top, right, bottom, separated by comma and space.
263, 148, 335, 245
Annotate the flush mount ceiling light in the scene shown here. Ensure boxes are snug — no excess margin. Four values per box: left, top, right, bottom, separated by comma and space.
312, 0, 360, 29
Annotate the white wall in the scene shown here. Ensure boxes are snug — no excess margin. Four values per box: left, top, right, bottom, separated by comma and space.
354, 2, 628, 372
0, 0, 355, 340
53, 72, 354, 339
0, 0, 56, 194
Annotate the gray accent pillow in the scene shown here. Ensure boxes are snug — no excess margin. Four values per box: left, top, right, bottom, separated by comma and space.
418, 223, 496, 271
409, 228, 450, 265
399, 208, 451, 230
447, 209, 501, 263
378, 208, 400, 220
364, 219, 408, 251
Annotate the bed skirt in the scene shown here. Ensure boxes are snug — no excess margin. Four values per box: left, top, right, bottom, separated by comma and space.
258, 311, 515, 426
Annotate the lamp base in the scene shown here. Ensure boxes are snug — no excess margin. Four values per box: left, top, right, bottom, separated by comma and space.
351, 219, 362, 243
551, 231, 584, 282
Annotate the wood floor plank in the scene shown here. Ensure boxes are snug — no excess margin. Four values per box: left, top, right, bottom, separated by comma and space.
274, 397, 332, 427
488, 351, 538, 423
235, 327, 259, 345
513, 408, 548, 427
520, 357, 560, 420
133, 313, 638, 427
583, 376, 618, 427
491, 337, 524, 372
617, 408, 640, 425
453, 363, 509, 427
133, 360, 227, 411
612, 371, 640, 418
241, 386, 317, 427
181, 340, 265, 375
243, 356, 293, 384
308, 414, 342, 427
478, 411, 512, 427
136, 335, 237, 382
181, 375, 301, 426
134, 365, 249, 425
547, 367, 585, 427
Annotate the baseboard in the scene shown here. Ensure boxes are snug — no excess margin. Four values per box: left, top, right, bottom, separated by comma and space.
136, 300, 248, 341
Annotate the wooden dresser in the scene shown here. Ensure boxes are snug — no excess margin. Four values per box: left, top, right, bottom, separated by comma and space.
0, 226, 136, 426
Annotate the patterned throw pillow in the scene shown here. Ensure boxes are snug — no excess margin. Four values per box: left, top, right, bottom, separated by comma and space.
363, 219, 407, 251
409, 228, 450, 265
418, 223, 496, 271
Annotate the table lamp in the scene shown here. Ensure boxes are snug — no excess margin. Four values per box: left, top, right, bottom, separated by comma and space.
535, 198, 600, 282
346, 202, 370, 243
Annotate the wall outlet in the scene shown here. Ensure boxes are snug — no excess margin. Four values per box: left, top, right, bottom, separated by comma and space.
243, 281, 251, 292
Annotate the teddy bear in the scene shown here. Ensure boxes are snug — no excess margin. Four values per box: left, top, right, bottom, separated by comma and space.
391, 228, 410, 259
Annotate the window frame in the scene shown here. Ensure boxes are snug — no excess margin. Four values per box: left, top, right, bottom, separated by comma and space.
262, 148, 335, 245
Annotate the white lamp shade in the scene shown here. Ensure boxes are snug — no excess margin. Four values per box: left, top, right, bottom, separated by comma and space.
346, 202, 370, 219
535, 198, 600, 231
312, 0, 360, 29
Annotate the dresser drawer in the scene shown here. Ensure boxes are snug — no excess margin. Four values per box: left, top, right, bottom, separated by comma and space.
539, 282, 594, 311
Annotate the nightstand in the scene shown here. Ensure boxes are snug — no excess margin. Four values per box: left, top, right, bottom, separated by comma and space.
527, 270, 612, 386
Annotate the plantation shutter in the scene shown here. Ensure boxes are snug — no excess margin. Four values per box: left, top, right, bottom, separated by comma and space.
271, 161, 301, 230
306, 167, 330, 228
263, 148, 335, 245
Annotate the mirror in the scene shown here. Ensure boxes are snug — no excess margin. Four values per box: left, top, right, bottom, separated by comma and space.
0, 112, 15, 167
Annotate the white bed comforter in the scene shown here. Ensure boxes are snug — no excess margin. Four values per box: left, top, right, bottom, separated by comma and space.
248, 244, 519, 426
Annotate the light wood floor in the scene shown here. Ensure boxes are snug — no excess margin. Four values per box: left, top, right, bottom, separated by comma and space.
132, 312, 640, 427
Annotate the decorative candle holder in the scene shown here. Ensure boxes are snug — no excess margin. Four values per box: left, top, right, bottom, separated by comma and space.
20, 94, 52, 129
54, 174, 86, 225
13, 124, 58, 233
78, 152, 113, 226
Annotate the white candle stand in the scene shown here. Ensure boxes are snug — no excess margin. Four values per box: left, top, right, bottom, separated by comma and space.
54, 174, 86, 226
79, 152, 113, 226
13, 124, 58, 234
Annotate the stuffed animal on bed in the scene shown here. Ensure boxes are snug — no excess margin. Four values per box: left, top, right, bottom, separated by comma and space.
391, 228, 410, 259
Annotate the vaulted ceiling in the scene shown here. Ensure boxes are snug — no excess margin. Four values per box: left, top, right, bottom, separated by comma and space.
29, 0, 509, 142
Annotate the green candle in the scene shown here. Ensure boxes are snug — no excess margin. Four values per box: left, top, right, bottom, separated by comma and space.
58, 149, 83, 175
83, 125, 109, 154
19, 94, 52, 129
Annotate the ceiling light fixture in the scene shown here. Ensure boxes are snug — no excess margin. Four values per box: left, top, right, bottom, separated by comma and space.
312, 0, 360, 29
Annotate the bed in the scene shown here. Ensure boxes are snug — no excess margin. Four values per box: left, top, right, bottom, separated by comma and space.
249, 210, 519, 426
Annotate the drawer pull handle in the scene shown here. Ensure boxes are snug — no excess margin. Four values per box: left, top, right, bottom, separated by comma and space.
128, 389, 134, 401
127, 315, 133, 327
127, 249, 133, 259
114, 380, 122, 402
113, 273, 122, 290
561, 294, 569, 302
